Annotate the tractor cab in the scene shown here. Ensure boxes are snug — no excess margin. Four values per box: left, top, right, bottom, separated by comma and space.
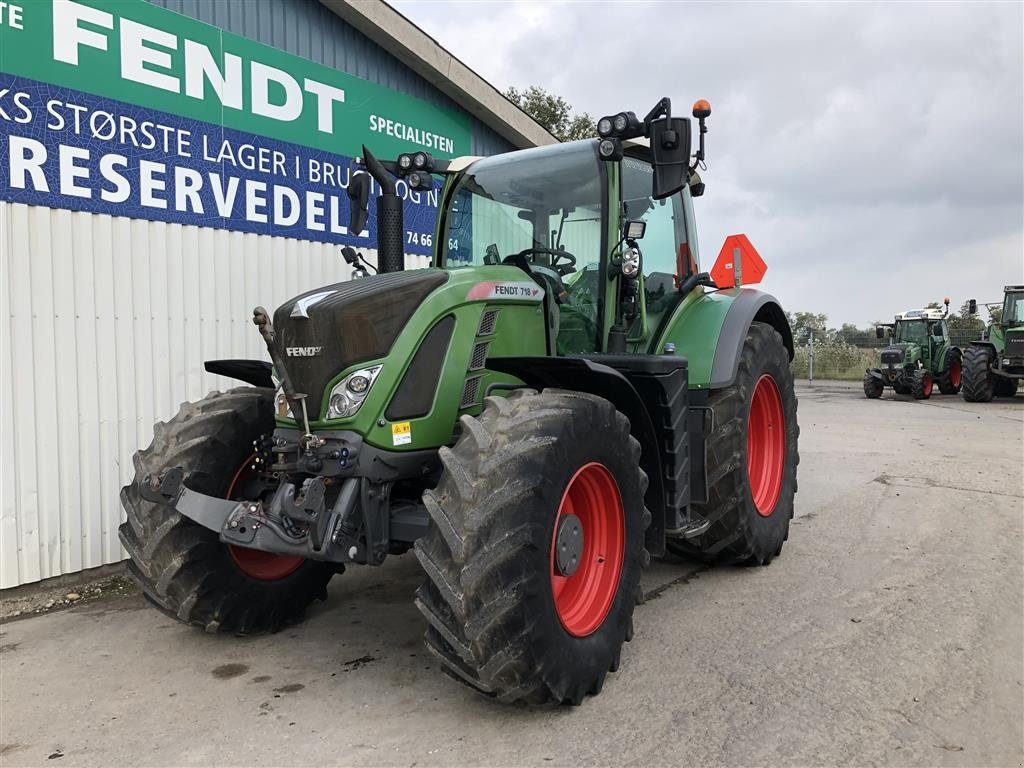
884, 307, 949, 365
431, 137, 699, 357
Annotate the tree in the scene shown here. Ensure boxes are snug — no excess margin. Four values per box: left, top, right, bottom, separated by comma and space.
947, 300, 986, 340
785, 311, 828, 345
504, 85, 596, 142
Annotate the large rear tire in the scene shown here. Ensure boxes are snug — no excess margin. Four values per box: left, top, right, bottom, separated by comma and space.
961, 346, 994, 402
666, 322, 799, 566
415, 389, 649, 705
118, 388, 335, 633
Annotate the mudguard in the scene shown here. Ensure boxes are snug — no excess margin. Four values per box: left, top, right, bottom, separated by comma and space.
486, 356, 669, 557
655, 288, 793, 391
204, 359, 274, 388
709, 290, 793, 389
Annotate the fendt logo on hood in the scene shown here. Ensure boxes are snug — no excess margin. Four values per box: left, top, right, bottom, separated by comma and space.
286, 346, 324, 357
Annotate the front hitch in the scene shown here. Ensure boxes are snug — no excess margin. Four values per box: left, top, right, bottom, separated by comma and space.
134, 469, 360, 563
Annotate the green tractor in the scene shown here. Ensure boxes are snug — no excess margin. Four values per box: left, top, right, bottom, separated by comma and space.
863, 301, 962, 399
120, 98, 799, 706
961, 286, 1024, 401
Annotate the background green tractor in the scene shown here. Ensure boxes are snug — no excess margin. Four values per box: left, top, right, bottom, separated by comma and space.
961, 286, 1024, 401
119, 98, 800, 706
863, 301, 962, 399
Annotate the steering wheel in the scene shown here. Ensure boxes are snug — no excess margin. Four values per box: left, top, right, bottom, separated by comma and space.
505, 247, 577, 273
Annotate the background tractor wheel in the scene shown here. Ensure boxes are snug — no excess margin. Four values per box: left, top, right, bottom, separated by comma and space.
863, 372, 884, 399
666, 322, 799, 566
938, 349, 963, 395
961, 346, 994, 402
415, 389, 649, 706
993, 377, 1019, 398
118, 388, 336, 634
910, 368, 933, 400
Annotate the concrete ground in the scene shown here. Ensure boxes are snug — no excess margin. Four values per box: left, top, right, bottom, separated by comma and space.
2, 388, 1022, 767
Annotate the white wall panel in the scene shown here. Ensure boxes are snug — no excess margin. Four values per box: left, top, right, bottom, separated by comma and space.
0, 202, 428, 588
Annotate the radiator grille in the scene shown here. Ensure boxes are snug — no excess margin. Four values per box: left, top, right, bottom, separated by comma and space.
477, 309, 499, 337
460, 376, 482, 408
469, 341, 490, 371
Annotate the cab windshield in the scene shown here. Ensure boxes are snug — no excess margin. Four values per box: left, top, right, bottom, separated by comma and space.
1003, 291, 1024, 325
895, 320, 928, 343
441, 142, 603, 270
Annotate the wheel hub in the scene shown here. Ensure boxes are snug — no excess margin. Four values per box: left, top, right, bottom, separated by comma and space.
554, 514, 584, 577
549, 463, 625, 638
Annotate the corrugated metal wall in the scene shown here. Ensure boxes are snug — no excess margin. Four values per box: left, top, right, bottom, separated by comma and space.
0, 201, 429, 588
147, 0, 516, 157
1, 0, 518, 588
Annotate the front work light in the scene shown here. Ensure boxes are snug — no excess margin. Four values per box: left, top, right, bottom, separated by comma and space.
397, 153, 413, 171
598, 138, 623, 160
597, 116, 614, 137
413, 151, 433, 170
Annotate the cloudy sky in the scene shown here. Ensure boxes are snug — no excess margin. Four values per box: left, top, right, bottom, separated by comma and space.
392, 0, 1023, 327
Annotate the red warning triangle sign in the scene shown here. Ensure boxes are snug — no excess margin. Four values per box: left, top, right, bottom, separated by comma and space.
710, 234, 767, 288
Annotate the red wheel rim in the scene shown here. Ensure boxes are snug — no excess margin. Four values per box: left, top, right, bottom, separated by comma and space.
747, 375, 786, 517
226, 454, 304, 581
950, 360, 961, 388
923, 373, 933, 397
550, 463, 625, 638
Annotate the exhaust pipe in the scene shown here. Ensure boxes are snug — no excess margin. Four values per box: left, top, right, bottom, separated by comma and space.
362, 145, 404, 273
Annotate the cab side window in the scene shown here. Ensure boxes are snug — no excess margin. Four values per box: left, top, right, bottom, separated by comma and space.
621, 157, 691, 326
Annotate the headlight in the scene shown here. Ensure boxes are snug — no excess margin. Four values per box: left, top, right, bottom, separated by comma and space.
327, 365, 382, 419
621, 246, 641, 278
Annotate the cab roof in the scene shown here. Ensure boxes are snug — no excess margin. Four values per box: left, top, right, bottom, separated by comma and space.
896, 308, 945, 321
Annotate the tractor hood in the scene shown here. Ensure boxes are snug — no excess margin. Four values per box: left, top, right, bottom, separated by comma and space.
273, 270, 449, 409
881, 343, 917, 365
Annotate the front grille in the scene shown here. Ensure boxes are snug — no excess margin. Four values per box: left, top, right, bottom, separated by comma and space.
881, 349, 903, 365
460, 376, 482, 408
477, 309, 499, 336
469, 341, 490, 371
1005, 332, 1024, 359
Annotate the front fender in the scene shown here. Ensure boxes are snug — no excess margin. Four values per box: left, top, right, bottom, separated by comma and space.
486, 355, 669, 557
204, 359, 273, 388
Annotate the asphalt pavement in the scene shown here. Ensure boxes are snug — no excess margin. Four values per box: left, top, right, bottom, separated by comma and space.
1, 387, 1021, 767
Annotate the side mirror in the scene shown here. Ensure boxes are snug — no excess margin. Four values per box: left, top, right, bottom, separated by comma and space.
968, 299, 977, 315
876, 326, 886, 340
347, 170, 369, 236
650, 116, 692, 200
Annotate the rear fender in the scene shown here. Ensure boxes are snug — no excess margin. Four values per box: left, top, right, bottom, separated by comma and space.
486, 356, 668, 557
656, 288, 793, 390
709, 291, 794, 389
204, 359, 273, 389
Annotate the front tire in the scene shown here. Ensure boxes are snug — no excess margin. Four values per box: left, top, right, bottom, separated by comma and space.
414, 389, 649, 706
666, 322, 799, 566
118, 388, 335, 633
994, 376, 1020, 397
961, 346, 994, 402
863, 371, 884, 399
911, 368, 933, 400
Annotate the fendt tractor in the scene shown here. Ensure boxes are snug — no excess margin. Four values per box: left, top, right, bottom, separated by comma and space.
863, 300, 962, 400
961, 286, 1024, 401
120, 98, 800, 706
